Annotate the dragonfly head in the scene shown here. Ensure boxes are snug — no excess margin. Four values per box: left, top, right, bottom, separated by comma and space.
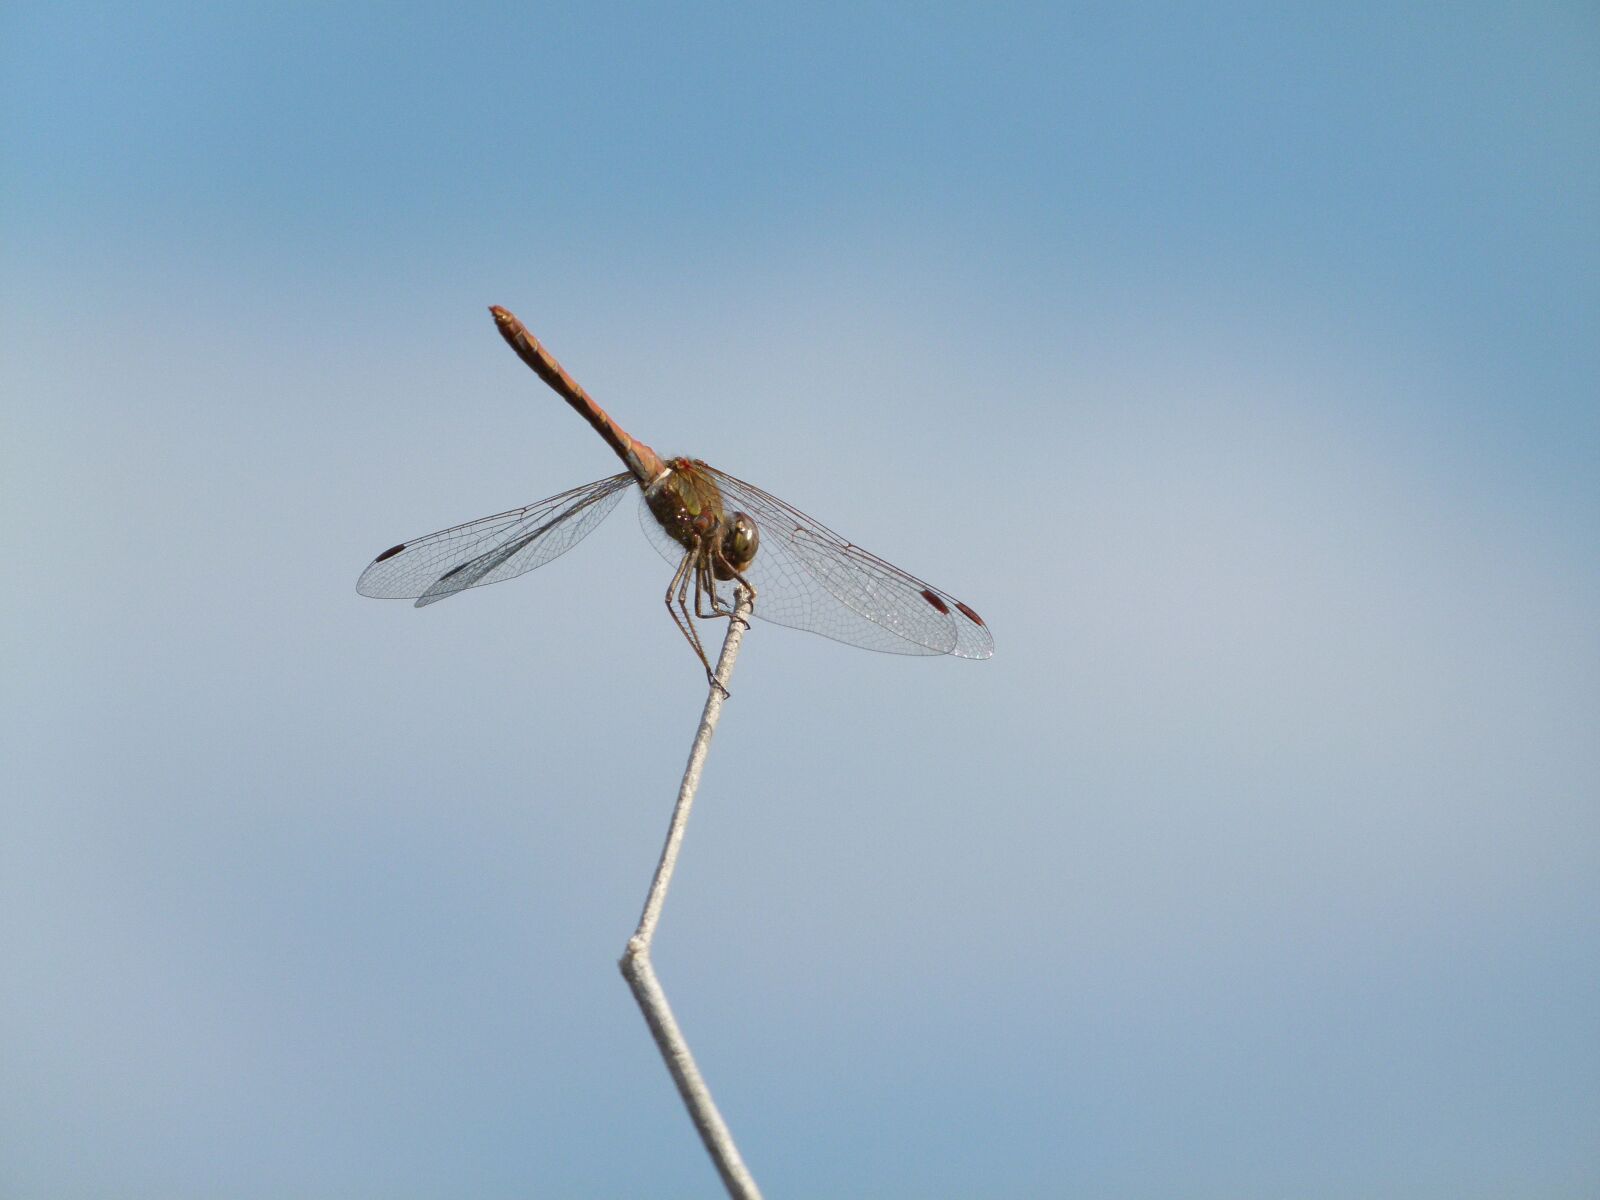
718, 511, 759, 576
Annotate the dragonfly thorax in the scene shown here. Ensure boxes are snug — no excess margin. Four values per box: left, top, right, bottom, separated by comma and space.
644, 460, 760, 581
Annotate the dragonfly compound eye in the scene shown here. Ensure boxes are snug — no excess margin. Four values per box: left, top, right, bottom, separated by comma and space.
722, 512, 759, 570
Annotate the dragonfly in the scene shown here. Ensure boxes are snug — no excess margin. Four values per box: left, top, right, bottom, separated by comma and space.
357, 307, 993, 685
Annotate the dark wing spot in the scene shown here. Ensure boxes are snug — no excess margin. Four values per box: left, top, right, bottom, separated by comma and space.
921, 588, 951, 615
954, 601, 986, 626
439, 562, 469, 580
375, 543, 406, 563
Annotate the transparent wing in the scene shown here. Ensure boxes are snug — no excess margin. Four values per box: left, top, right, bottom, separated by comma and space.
358, 473, 635, 606
637, 465, 993, 658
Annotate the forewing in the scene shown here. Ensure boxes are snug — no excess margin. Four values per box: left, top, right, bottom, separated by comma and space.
358, 473, 634, 606
640, 465, 993, 658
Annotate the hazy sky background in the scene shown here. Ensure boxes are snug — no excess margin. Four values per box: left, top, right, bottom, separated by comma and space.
4, 5, 1597, 1197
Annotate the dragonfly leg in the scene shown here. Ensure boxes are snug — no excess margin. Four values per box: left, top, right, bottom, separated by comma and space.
676, 546, 702, 644
665, 543, 724, 694
688, 562, 737, 697
662, 546, 705, 668
709, 546, 757, 630
694, 557, 753, 640
693, 556, 723, 620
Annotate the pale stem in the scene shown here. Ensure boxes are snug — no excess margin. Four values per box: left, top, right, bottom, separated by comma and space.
619, 588, 762, 1200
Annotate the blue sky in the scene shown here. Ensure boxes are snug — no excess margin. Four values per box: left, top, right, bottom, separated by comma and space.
4, 4, 1597, 1197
